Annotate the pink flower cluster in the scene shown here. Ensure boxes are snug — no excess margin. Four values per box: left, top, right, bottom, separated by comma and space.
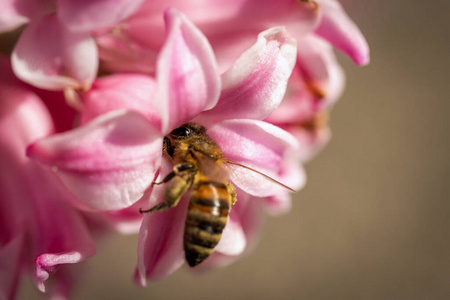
0, 0, 369, 299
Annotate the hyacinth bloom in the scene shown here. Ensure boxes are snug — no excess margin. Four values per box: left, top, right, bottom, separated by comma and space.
265, 35, 345, 161
96, 0, 368, 74
0, 0, 145, 90
26, 8, 305, 283
0, 57, 96, 299
94, 0, 369, 160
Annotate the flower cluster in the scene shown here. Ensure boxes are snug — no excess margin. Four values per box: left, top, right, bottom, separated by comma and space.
0, 0, 368, 299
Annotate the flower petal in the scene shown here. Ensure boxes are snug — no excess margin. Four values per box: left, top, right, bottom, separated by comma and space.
135, 185, 188, 284
27, 110, 162, 211
264, 191, 293, 216
0, 236, 23, 300
154, 8, 220, 133
96, 32, 158, 74
11, 13, 98, 90
80, 74, 160, 128
0, 71, 97, 295
296, 36, 346, 106
286, 122, 331, 162
94, 196, 148, 234
199, 27, 296, 122
315, 0, 370, 65
58, 0, 145, 32
207, 119, 299, 197
0, 0, 53, 32
215, 215, 246, 256
266, 37, 345, 126
192, 190, 264, 271
30, 171, 97, 293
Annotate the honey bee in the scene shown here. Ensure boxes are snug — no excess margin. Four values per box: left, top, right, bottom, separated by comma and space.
140, 122, 293, 267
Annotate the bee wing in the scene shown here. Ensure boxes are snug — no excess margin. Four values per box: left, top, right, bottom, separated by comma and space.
194, 152, 230, 181
225, 159, 295, 194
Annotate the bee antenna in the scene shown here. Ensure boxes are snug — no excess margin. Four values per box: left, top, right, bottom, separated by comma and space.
224, 159, 296, 193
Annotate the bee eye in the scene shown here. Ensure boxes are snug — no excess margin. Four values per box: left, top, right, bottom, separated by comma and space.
170, 125, 192, 138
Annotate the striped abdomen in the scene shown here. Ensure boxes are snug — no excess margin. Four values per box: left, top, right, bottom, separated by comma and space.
184, 180, 231, 267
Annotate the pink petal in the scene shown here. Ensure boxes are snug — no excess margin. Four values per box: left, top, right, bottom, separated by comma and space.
0, 1, 28, 33
31, 89, 79, 133
266, 37, 345, 126
199, 27, 296, 122
264, 86, 318, 125
315, 0, 370, 65
284, 123, 332, 162
135, 183, 188, 284
0, 236, 23, 300
207, 119, 299, 197
0, 72, 97, 295
30, 173, 97, 293
80, 74, 160, 128
96, 0, 319, 75
296, 36, 346, 106
154, 8, 220, 133
12, 13, 98, 90
192, 190, 264, 271
264, 191, 293, 216
215, 216, 246, 256
0, 0, 53, 32
96, 32, 158, 74
96, 196, 148, 234
58, 0, 145, 32
27, 110, 163, 211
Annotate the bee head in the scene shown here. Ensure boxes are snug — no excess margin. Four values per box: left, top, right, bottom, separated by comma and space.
169, 123, 206, 139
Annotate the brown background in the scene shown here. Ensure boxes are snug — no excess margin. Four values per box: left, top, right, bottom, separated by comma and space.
19, 1, 450, 299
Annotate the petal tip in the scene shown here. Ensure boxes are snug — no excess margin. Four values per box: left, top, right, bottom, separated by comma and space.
134, 269, 147, 288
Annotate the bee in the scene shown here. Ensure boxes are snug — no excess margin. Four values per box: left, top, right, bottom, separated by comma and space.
140, 122, 293, 267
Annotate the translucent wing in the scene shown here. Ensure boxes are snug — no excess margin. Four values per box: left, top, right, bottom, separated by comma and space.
225, 159, 295, 193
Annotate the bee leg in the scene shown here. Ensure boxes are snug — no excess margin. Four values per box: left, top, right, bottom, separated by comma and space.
140, 163, 195, 213
151, 163, 196, 185
227, 182, 237, 207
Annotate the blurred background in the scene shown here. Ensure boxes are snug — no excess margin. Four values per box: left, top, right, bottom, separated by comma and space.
18, 0, 449, 299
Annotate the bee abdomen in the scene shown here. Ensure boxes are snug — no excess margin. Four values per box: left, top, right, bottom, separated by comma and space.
184, 181, 231, 267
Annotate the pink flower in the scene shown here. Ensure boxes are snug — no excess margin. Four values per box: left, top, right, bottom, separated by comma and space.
96, 0, 368, 74
266, 35, 345, 161
27, 8, 303, 282
315, 0, 369, 66
93, 1, 368, 159
1, 0, 145, 90
0, 56, 96, 299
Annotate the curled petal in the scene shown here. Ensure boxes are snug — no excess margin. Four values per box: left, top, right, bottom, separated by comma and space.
200, 27, 297, 122
27, 110, 163, 211
58, 0, 145, 32
207, 119, 299, 197
80, 74, 160, 128
315, 0, 370, 65
135, 185, 187, 284
12, 13, 98, 90
154, 8, 220, 133
35, 252, 90, 293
